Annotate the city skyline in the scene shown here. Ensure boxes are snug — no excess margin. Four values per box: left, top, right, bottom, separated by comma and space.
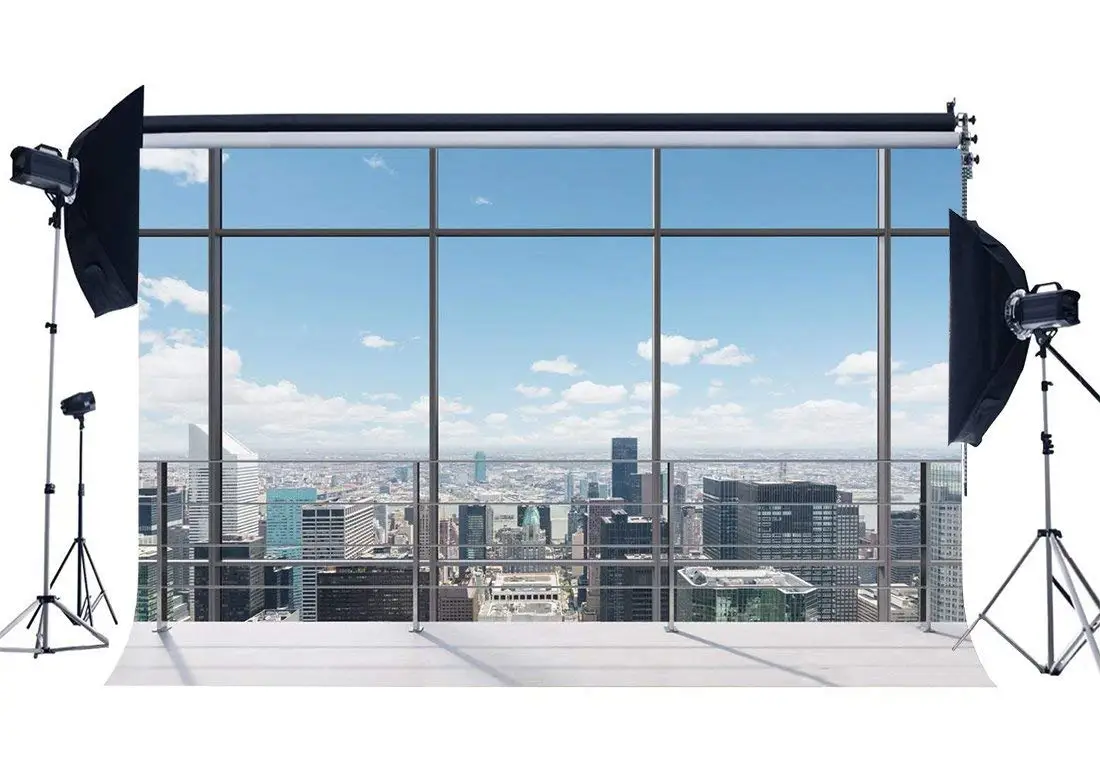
137, 146, 959, 456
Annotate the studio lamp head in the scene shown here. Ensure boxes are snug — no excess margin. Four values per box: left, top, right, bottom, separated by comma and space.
947, 211, 1082, 446
10, 145, 79, 201
1004, 284, 1080, 340
7, 87, 145, 318
61, 391, 96, 419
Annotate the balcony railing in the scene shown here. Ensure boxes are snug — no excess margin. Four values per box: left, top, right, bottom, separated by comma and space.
135, 457, 963, 631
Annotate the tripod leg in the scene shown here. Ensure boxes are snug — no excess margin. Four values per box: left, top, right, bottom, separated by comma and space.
77, 550, 93, 627
49, 540, 77, 589
953, 535, 1041, 650
0, 601, 41, 642
1050, 541, 1100, 675
50, 599, 108, 647
82, 545, 117, 625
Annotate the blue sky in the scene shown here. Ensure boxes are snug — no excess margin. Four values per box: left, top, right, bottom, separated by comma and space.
136, 147, 959, 455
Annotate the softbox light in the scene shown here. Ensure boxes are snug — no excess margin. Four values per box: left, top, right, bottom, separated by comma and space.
947, 210, 1031, 446
63, 86, 144, 317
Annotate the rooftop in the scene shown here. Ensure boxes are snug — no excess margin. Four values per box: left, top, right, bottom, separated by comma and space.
678, 566, 815, 593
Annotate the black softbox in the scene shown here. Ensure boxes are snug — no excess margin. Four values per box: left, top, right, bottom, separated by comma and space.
947, 210, 1031, 446
64, 86, 144, 317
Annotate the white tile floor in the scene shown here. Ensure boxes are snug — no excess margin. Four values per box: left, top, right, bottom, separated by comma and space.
107, 622, 993, 687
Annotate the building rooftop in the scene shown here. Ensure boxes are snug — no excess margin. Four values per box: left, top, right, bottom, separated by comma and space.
677, 566, 815, 593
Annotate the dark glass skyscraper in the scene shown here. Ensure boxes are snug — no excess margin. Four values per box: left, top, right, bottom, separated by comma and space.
458, 503, 493, 563
611, 437, 639, 505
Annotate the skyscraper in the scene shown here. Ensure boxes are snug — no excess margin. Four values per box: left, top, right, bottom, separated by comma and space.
517, 504, 552, 544
458, 503, 493, 565
676, 567, 817, 622
708, 478, 860, 622
186, 424, 262, 543
266, 487, 318, 612
890, 509, 922, 585
300, 502, 376, 621
597, 510, 669, 622
564, 472, 575, 501
473, 451, 488, 484
138, 486, 185, 533
611, 437, 639, 504
924, 462, 965, 622
194, 536, 265, 621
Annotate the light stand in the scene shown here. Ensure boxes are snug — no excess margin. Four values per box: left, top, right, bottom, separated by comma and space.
954, 328, 1100, 676
0, 197, 109, 657
39, 411, 118, 627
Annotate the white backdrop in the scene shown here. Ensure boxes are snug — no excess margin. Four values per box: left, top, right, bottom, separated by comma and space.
0, 0, 1096, 755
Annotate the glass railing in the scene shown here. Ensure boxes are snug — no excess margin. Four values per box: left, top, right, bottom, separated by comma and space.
134, 458, 963, 629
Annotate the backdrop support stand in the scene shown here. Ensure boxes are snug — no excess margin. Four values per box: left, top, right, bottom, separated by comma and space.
953, 329, 1100, 675
0, 198, 109, 657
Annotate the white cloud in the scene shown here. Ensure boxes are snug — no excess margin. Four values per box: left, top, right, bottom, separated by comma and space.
473, 196, 492, 205
515, 384, 552, 398
516, 401, 570, 417
561, 381, 628, 405
700, 344, 754, 367
140, 149, 211, 184
750, 376, 772, 386
485, 412, 509, 425
631, 381, 681, 401
363, 153, 396, 175
364, 392, 400, 402
708, 379, 724, 399
361, 333, 397, 349
140, 331, 471, 452
531, 355, 582, 375
138, 298, 151, 321
139, 275, 211, 316
828, 350, 902, 385
890, 362, 948, 404
768, 399, 875, 445
637, 334, 718, 365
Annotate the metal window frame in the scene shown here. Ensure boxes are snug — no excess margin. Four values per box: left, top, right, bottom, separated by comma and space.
170, 144, 954, 626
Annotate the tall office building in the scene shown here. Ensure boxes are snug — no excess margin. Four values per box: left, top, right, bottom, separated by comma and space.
890, 509, 922, 585
300, 501, 376, 621
724, 479, 860, 622
639, 470, 668, 520
924, 462, 965, 622
193, 536, 265, 621
597, 510, 669, 622
583, 497, 626, 616
564, 472, 575, 501
473, 451, 488, 484
138, 486, 185, 533
611, 437, 639, 504
701, 478, 739, 561
316, 547, 431, 622
186, 424, 262, 543
265, 487, 317, 613
517, 504, 552, 544
458, 503, 493, 566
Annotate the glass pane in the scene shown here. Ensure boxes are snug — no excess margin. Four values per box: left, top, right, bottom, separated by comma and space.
661, 149, 878, 228
222, 148, 430, 228
439, 237, 652, 459
139, 238, 209, 456
661, 237, 878, 453
221, 237, 429, 455
890, 148, 961, 228
438, 149, 653, 228
891, 237, 954, 461
140, 148, 209, 228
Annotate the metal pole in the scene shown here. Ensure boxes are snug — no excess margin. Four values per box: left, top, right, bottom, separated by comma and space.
427, 147, 440, 622
410, 462, 422, 633
208, 148, 224, 622
157, 461, 169, 632
665, 462, 677, 632
1039, 350, 1055, 670
651, 147, 663, 622
876, 148, 893, 622
40, 219, 64, 648
919, 461, 930, 631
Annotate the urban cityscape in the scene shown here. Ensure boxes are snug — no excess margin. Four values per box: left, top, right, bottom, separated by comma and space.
136, 144, 963, 628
